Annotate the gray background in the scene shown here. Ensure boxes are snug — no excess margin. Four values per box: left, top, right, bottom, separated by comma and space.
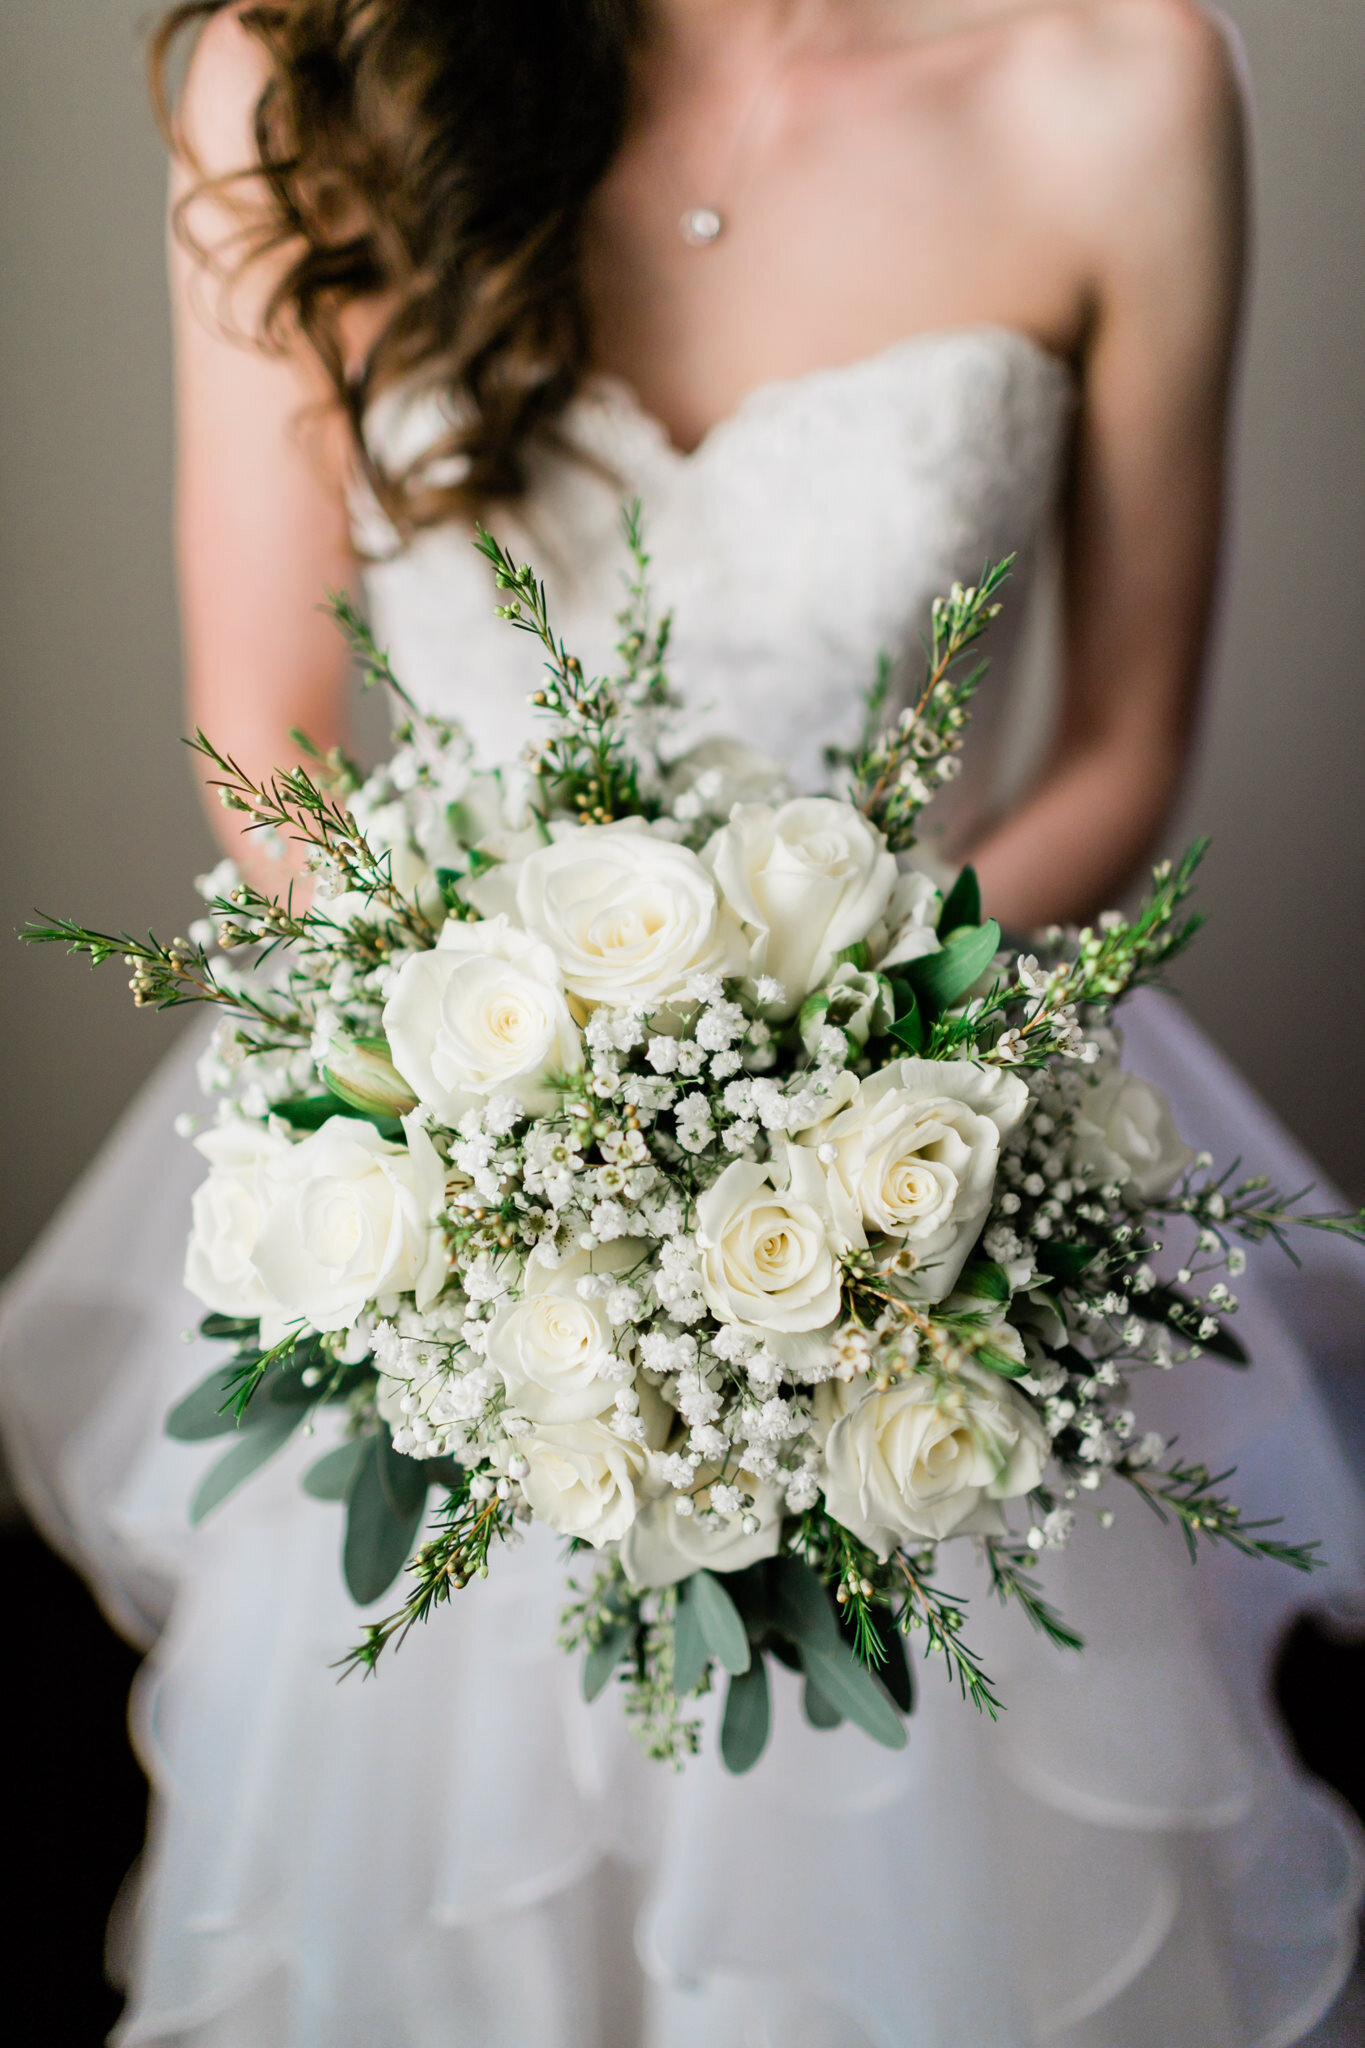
2, 0, 1362, 1288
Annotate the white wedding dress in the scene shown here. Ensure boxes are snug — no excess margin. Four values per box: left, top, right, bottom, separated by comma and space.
4, 326, 1364, 2048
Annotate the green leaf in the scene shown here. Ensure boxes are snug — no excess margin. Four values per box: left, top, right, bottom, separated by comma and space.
378, 1426, 429, 1517
974, 1342, 1030, 1380
799, 1640, 908, 1750
908, 919, 1001, 1015
672, 1578, 711, 1696
271, 1094, 404, 1142
198, 1313, 259, 1343
721, 1658, 772, 1774
436, 866, 466, 911
302, 1440, 365, 1501
1035, 1242, 1099, 1285
802, 1673, 844, 1729
343, 1433, 428, 1605
956, 1259, 1012, 1305
832, 941, 869, 972
769, 1555, 840, 1652
888, 985, 925, 1054
938, 864, 981, 938
690, 1570, 752, 1676
583, 1621, 636, 1702
190, 1405, 303, 1523
166, 1365, 247, 1441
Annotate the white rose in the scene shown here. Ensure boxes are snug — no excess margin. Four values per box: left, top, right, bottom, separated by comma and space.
875, 868, 944, 970
1070, 1067, 1195, 1200
383, 913, 581, 1122
822, 1364, 1048, 1557
485, 1242, 644, 1423
620, 1475, 783, 1589
798, 1058, 1029, 1300
184, 1119, 293, 1325
696, 1147, 842, 1366
514, 1418, 647, 1545
704, 798, 897, 1015
664, 737, 794, 816
249, 1114, 447, 1339
478, 819, 746, 1010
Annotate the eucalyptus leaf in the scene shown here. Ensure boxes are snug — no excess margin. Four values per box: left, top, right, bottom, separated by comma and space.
690, 1570, 752, 1676
672, 1579, 711, 1696
166, 1365, 247, 1442
302, 1439, 365, 1501
769, 1555, 840, 1652
190, 1405, 303, 1524
802, 1672, 844, 1729
938, 864, 981, 938
799, 1640, 908, 1750
198, 1313, 259, 1343
344, 1434, 428, 1605
583, 1621, 635, 1702
1035, 1242, 1099, 1285
379, 1426, 429, 1516
721, 1658, 772, 1774
908, 918, 1001, 1015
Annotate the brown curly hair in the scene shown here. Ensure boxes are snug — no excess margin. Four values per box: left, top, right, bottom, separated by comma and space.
152, 1, 641, 536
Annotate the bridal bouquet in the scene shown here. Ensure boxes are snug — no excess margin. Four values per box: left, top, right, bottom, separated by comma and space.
33, 511, 1362, 1771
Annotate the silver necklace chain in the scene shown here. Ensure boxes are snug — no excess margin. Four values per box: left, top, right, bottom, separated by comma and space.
667, 16, 816, 248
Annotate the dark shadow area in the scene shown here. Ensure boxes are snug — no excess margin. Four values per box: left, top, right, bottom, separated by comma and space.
2, 1520, 146, 2046
1278, 1613, 1365, 1824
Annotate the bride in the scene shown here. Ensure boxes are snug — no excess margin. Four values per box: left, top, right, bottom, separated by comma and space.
4, 0, 1363, 2042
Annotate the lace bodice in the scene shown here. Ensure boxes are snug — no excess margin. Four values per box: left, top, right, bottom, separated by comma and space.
357, 325, 1073, 840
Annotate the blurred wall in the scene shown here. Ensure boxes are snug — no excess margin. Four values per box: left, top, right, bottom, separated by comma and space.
2, 0, 1362, 1289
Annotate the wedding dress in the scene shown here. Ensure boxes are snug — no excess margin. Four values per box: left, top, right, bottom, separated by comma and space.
4, 325, 1363, 2048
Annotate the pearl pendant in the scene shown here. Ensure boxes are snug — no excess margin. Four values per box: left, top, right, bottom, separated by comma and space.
680, 205, 724, 248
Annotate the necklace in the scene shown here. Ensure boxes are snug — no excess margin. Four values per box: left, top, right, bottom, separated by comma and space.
670, 14, 814, 248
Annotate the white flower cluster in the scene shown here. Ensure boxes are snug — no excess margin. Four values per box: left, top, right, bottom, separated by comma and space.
180, 714, 1217, 1617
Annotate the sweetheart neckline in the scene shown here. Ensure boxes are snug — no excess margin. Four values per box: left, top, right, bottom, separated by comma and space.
575, 322, 1075, 465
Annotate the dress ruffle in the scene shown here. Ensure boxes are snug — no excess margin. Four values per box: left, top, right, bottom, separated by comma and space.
3, 996, 1362, 2047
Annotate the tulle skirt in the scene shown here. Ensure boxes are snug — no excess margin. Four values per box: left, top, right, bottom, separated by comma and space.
3, 991, 1363, 2048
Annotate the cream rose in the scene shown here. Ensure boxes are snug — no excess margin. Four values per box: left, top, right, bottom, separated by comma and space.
480, 819, 745, 1009
249, 1115, 447, 1339
1070, 1066, 1195, 1200
704, 797, 897, 1014
822, 1364, 1048, 1557
514, 1419, 646, 1545
620, 1476, 783, 1589
485, 1242, 643, 1423
663, 737, 793, 819
798, 1058, 1029, 1300
696, 1147, 842, 1365
184, 1120, 293, 1326
383, 913, 580, 1122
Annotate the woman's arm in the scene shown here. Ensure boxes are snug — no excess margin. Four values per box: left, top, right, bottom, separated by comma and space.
170, 12, 358, 891
968, 1, 1247, 927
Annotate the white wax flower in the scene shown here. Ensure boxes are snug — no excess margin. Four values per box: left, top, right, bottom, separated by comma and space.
704, 797, 897, 1015
620, 1474, 783, 1589
485, 1242, 644, 1423
1069, 1066, 1195, 1200
821, 1363, 1048, 1556
383, 913, 581, 1122
247, 1115, 447, 1340
474, 819, 746, 1010
696, 1147, 842, 1365
513, 1418, 647, 1545
183, 1119, 294, 1326
797, 1058, 1029, 1300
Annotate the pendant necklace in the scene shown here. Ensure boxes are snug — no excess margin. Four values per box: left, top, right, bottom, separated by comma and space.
672, 17, 813, 249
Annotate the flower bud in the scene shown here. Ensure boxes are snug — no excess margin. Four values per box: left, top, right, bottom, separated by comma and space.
322, 1034, 419, 1118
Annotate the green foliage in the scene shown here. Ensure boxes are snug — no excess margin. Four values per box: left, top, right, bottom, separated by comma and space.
908, 920, 1001, 1016
190, 1405, 304, 1524
1123, 1458, 1322, 1573
938, 864, 982, 937
302, 1440, 365, 1501
344, 1429, 430, 1605
721, 1659, 772, 1773
690, 1569, 752, 1675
